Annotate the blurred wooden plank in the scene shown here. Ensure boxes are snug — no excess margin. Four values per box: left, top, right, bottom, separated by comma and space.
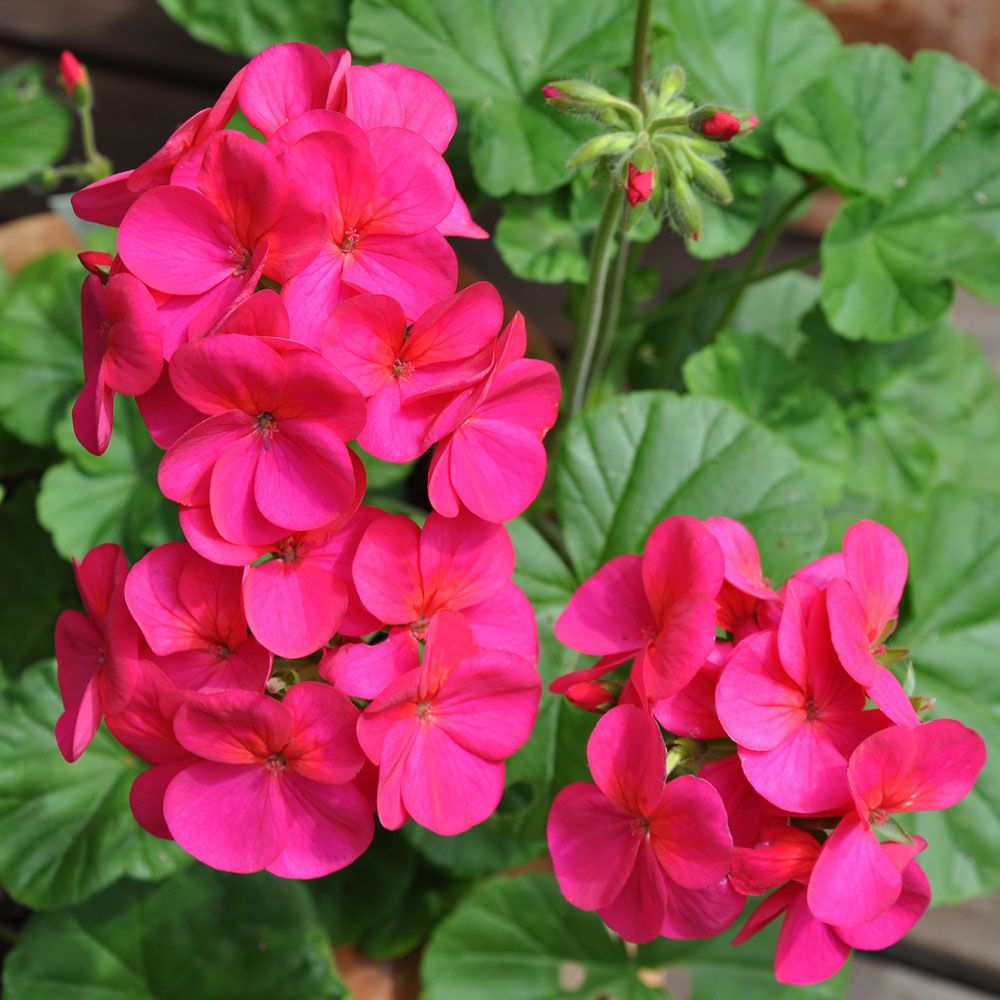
0, 213, 77, 272
851, 958, 994, 1000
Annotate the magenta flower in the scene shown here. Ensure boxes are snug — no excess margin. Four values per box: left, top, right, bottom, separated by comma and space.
124, 542, 271, 692
322, 283, 502, 461
158, 334, 366, 544
163, 682, 373, 877
827, 520, 918, 727
72, 272, 163, 455
356, 612, 540, 835
426, 314, 561, 523
55, 544, 139, 762
555, 515, 724, 701
732, 824, 930, 985
323, 511, 536, 699
807, 719, 986, 926
716, 580, 889, 814
118, 131, 325, 299
278, 121, 459, 346
548, 705, 739, 942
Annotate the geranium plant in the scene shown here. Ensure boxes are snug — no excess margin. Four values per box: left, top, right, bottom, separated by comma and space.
0, 1, 998, 997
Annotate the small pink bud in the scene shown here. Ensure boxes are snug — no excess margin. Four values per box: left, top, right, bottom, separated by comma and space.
564, 680, 617, 714
626, 163, 654, 207
700, 111, 741, 141
692, 232, 701, 242
541, 84, 565, 101
744, 115, 759, 130
78, 250, 114, 280
58, 50, 90, 102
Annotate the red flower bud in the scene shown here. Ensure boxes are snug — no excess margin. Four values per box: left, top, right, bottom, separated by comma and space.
626, 163, 654, 207
78, 250, 114, 280
700, 111, 741, 141
564, 680, 617, 714
58, 50, 89, 101
541, 84, 565, 101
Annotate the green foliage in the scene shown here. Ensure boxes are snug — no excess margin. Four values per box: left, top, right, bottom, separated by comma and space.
421, 873, 849, 999
157, 0, 350, 55
0, 63, 71, 191
3, 867, 346, 999
0, 662, 190, 910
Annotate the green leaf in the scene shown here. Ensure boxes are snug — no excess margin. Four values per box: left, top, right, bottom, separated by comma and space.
684, 331, 849, 506
408, 519, 593, 875
38, 398, 179, 562
3, 866, 345, 999
896, 485, 1000, 904
728, 270, 819, 355
556, 391, 824, 583
0, 251, 82, 446
0, 486, 77, 674
348, 0, 634, 196
775, 46, 988, 198
157, 0, 349, 55
651, 0, 841, 157
496, 194, 592, 285
0, 661, 190, 910
0, 62, 71, 190
421, 873, 848, 1000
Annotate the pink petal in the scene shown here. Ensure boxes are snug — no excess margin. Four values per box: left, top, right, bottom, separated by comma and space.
642, 516, 726, 625
179, 505, 268, 566
587, 705, 666, 816
652, 657, 725, 739
372, 716, 418, 829
72, 368, 114, 456
598, 842, 670, 943
106, 660, 186, 763
211, 288, 290, 339
461, 582, 539, 662
437, 192, 488, 239
358, 382, 434, 462
150, 642, 271, 694
807, 814, 902, 926
732, 882, 799, 947
101, 273, 163, 396
827, 578, 880, 687
705, 516, 777, 601
281, 681, 363, 784
866, 666, 919, 728
426, 438, 461, 518
172, 688, 291, 762
323, 629, 420, 700
239, 42, 336, 137
352, 514, 423, 623
130, 759, 191, 839
137, 368, 202, 449
322, 293, 405, 396
842, 520, 907, 640
835, 855, 930, 950
547, 782, 638, 910
158, 411, 253, 506
642, 593, 719, 701
555, 555, 653, 656
700, 756, 767, 848
72, 170, 139, 227
164, 760, 287, 872
55, 671, 102, 762
729, 823, 822, 896
661, 879, 745, 940
774, 889, 852, 985
266, 775, 373, 878
280, 249, 347, 351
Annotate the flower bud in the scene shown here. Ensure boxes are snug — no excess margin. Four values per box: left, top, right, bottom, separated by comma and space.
656, 65, 687, 105
626, 163, 654, 207
688, 107, 742, 142
541, 84, 565, 101
59, 50, 90, 107
689, 156, 733, 204
543, 79, 641, 129
668, 173, 703, 242
567, 131, 635, 168
78, 250, 114, 280
564, 680, 619, 714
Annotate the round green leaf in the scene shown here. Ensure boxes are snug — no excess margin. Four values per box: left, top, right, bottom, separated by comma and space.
555, 391, 824, 583
0, 62, 71, 191
3, 867, 345, 999
0, 661, 190, 910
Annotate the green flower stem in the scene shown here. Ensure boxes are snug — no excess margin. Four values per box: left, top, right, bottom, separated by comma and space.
563, 185, 626, 419
589, 221, 632, 394
630, 0, 654, 108
77, 98, 111, 181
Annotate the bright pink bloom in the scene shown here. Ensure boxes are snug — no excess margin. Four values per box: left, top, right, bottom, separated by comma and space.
732, 827, 930, 985
323, 511, 536, 699
125, 542, 271, 692
717, 580, 890, 813
58, 51, 88, 99
55, 544, 139, 762
807, 719, 986, 926
699, 111, 741, 141
548, 705, 739, 942
322, 283, 502, 461
556, 515, 724, 702
164, 682, 372, 877
278, 121, 459, 346
356, 613, 540, 834
626, 164, 653, 207
238, 43, 349, 138
118, 131, 324, 298
827, 520, 918, 727
705, 517, 779, 635
72, 272, 163, 455
158, 335, 366, 544
426, 314, 560, 523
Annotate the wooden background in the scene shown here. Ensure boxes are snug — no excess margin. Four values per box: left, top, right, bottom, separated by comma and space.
0, 2, 998, 998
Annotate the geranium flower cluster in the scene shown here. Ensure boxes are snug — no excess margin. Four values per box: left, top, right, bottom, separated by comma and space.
55, 43, 557, 879
547, 516, 986, 984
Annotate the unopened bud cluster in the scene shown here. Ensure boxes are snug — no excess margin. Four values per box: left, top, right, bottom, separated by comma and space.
543, 68, 756, 242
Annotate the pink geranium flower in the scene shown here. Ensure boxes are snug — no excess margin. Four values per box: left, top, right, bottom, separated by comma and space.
548, 705, 740, 942
555, 515, 724, 701
322, 283, 502, 461
124, 542, 271, 692
732, 823, 931, 985
278, 121, 459, 346
826, 520, 918, 727
356, 612, 540, 835
716, 580, 889, 814
55, 544, 139, 762
163, 682, 373, 877
118, 131, 324, 299
426, 314, 561, 523
322, 511, 536, 699
158, 334, 366, 544
72, 272, 164, 455
807, 718, 986, 926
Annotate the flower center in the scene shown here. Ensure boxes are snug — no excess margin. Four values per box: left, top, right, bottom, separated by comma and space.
391, 357, 414, 380
416, 700, 433, 720
232, 246, 253, 275
265, 752, 288, 772
212, 643, 232, 661
276, 537, 299, 562
804, 698, 819, 720
411, 617, 430, 642
631, 816, 651, 838
339, 228, 360, 254
255, 412, 277, 451
870, 807, 889, 826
